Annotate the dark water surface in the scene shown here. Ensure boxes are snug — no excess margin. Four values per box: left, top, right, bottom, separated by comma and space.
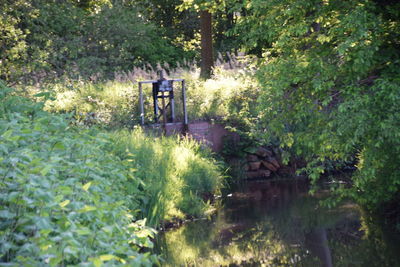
155, 180, 400, 266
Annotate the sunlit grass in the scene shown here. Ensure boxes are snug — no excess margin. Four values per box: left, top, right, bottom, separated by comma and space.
25, 56, 258, 127
43, 80, 136, 127
110, 128, 224, 226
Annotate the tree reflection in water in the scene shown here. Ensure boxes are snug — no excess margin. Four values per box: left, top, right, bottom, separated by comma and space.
155, 179, 400, 266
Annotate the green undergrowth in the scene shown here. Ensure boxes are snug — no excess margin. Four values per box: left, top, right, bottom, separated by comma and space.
111, 129, 224, 226
0, 81, 224, 266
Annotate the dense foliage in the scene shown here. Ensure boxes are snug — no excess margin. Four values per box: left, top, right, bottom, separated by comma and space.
0, 0, 186, 82
2, 0, 400, 260
0, 81, 223, 265
1, 0, 243, 84
235, 0, 400, 209
0, 82, 158, 265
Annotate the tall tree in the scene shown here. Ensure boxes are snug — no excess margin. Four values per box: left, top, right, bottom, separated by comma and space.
180, 0, 221, 78
200, 10, 213, 78
235, 0, 400, 210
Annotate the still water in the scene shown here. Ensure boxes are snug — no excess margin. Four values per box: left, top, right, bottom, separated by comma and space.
155, 180, 400, 267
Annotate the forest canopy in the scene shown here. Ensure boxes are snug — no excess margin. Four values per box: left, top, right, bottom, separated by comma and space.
0, 0, 191, 82
233, 0, 400, 209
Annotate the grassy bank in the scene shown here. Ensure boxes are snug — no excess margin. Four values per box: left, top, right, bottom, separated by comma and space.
0, 81, 224, 265
111, 129, 224, 226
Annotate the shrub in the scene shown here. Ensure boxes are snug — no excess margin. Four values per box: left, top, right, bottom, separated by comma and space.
235, 0, 400, 210
0, 81, 158, 266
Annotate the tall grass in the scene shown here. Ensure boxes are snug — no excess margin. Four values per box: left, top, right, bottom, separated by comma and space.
111, 128, 225, 226
22, 53, 258, 128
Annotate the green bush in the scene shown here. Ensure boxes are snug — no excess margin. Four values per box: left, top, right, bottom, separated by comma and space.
235, 0, 400, 210
0, 81, 158, 266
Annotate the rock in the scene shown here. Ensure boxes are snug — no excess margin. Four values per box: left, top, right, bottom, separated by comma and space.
261, 160, 278, 172
255, 147, 273, 157
246, 154, 259, 162
249, 161, 261, 171
268, 157, 280, 168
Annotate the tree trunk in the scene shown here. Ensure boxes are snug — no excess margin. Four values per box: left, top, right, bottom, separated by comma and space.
200, 10, 213, 79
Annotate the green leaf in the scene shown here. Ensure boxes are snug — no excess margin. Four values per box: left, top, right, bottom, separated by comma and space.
1, 130, 13, 139
78, 205, 96, 213
64, 246, 78, 256
53, 142, 65, 150
82, 181, 92, 192
40, 165, 52, 176
99, 254, 116, 261
90, 257, 103, 267
76, 227, 91, 236
49, 256, 63, 266
59, 199, 70, 208
0, 210, 16, 219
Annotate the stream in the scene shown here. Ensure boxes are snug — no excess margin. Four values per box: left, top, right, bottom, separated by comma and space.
155, 179, 400, 266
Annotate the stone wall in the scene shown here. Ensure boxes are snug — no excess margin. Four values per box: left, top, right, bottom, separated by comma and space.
244, 147, 283, 179
160, 121, 239, 153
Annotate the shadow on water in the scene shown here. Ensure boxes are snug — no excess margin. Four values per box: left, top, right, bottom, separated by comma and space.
155, 179, 400, 266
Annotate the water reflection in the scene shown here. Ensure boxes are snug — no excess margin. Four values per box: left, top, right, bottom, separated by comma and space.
305, 227, 332, 267
155, 180, 400, 266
